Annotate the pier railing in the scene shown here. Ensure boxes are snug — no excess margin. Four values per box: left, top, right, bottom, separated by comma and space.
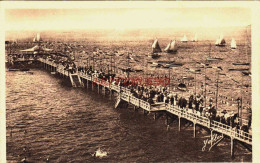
166, 105, 252, 145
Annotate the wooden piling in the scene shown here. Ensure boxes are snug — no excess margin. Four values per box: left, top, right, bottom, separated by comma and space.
231, 137, 234, 157
193, 123, 196, 138
178, 117, 181, 131
166, 113, 169, 125
211, 129, 213, 147
110, 89, 112, 99
154, 112, 157, 120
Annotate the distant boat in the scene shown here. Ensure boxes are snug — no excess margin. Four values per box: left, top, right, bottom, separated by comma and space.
183, 76, 194, 80
177, 83, 187, 91
150, 62, 162, 68
33, 33, 43, 43
232, 62, 250, 66
191, 34, 198, 42
152, 39, 162, 53
164, 40, 177, 53
157, 60, 175, 64
8, 69, 20, 71
231, 38, 237, 49
242, 71, 251, 76
207, 57, 223, 61
181, 35, 188, 42
229, 68, 249, 71
215, 34, 226, 46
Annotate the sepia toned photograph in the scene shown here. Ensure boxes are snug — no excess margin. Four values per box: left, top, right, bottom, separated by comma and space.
2, 2, 259, 162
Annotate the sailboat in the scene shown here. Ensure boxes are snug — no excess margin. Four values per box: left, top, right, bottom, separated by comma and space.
230, 38, 237, 49
150, 39, 162, 58
164, 40, 177, 53
215, 34, 226, 46
191, 34, 198, 42
152, 39, 162, 53
33, 33, 43, 43
181, 35, 188, 42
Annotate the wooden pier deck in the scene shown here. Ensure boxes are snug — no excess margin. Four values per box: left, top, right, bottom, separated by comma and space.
38, 58, 252, 156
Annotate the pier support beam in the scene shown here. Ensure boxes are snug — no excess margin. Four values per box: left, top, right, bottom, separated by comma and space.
211, 129, 213, 147
178, 117, 181, 132
103, 86, 106, 95
165, 113, 168, 124
154, 112, 157, 120
231, 137, 234, 157
110, 89, 112, 99
193, 123, 196, 138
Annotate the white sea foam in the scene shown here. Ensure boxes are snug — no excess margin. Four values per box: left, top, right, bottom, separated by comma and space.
93, 148, 108, 158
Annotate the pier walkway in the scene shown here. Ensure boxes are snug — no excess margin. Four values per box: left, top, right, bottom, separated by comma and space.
38, 58, 252, 156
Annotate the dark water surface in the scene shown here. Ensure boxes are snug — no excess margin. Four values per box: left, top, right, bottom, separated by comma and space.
6, 69, 251, 162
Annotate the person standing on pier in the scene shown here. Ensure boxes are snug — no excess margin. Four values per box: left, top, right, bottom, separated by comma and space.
170, 95, 174, 106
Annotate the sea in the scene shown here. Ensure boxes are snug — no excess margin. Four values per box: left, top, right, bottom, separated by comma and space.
6, 69, 252, 162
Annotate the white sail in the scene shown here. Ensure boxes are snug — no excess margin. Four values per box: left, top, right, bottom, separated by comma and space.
215, 38, 220, 45
181, 35, 188, 42
164, 40, 177, 52
152, 39, 162, 53
33, 33, 43, 42
231, 38, 237, 49
36, 33, 40, 42
192, 34, 198, 42
164, 42, 171, 51
152, 39, 158, 48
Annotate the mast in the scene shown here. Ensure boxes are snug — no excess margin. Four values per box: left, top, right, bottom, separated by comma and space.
127, 52, 130, 78
215, 70, 220, 110
195, 69, 197, 96
204, 63, 207, 107
209, 43, 211, 58
240, 73, 243, 125
169, 68, 171, 91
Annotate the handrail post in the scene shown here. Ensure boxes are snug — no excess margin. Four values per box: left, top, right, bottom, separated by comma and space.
119, 86, 121, 99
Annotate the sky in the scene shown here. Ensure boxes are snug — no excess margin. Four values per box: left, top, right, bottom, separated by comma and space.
5, 8, 251, 31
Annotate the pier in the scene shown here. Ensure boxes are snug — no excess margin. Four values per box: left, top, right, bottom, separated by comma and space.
38, 58, 252, 157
